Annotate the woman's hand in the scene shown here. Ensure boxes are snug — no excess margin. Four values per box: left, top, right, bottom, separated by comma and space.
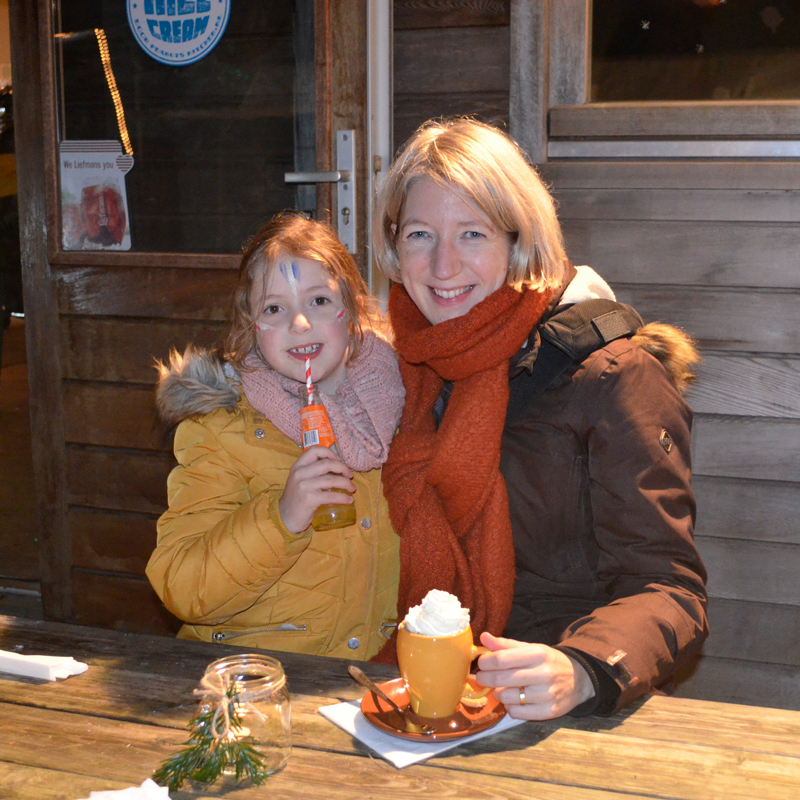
279, 446, 355, 533
475, 632, 595, 720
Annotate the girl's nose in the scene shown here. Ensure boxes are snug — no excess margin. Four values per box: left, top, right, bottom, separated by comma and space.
430, 240, 461, 280
289, 312, 311, 333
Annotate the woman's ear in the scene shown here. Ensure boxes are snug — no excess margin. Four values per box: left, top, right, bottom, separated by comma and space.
390, 222, 398, 238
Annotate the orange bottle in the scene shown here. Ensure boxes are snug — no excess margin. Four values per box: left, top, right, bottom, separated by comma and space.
299, 391, 356, 531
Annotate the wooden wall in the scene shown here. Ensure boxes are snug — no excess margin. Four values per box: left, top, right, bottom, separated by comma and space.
393, 0, 509, 149
542, 155, 800, 711
398, 0, 800, 711
58, 262, 232, 634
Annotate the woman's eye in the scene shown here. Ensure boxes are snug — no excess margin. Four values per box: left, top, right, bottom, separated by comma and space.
407, 230, 428, 240
464, 230, 485, 239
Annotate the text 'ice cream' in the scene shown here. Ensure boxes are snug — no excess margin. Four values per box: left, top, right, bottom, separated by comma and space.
404, 589, 470, 636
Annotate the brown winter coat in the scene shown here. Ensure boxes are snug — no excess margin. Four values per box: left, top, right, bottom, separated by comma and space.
502, 314, 708, 712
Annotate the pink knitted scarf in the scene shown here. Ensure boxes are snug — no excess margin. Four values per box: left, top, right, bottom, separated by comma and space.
238, 332, 404, 472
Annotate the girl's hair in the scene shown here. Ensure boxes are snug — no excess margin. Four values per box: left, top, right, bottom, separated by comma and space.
373, 118, 567, 292
225, 212, 387, 371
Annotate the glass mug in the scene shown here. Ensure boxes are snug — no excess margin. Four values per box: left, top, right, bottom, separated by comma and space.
202, 654, 291, 784
396, 622, 491, 718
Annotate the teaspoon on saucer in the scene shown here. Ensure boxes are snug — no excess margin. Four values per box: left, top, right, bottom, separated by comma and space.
348, 665, 435, 735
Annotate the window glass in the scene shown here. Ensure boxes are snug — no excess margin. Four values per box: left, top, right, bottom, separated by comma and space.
592, 1, 800, 101
56, 1, 314, 253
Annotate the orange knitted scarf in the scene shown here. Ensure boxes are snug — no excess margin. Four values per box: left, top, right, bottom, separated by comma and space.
375, 283, 553, 662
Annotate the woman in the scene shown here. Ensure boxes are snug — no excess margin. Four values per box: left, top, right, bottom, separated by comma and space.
373, 119, 708, 719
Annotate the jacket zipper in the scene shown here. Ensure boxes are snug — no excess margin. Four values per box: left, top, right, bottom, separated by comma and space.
212, 623, 307, 642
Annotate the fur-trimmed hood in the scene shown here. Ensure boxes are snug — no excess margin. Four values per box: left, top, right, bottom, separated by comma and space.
155, 347, 240, 427
632, 323, 699, 397
556, 265, 699, 397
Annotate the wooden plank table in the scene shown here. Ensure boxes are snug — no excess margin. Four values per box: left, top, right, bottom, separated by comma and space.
2, 614, 800, 800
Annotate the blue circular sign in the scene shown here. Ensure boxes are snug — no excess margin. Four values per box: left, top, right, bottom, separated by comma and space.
127, 0, 231, 66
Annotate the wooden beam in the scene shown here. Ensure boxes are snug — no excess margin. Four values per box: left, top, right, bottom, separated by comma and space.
548, 0, 589, 107
509, 0, 548, 163
550, 102, 800, 139
10, 0, 72, 620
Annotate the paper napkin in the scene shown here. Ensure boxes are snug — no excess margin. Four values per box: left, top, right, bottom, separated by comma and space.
0, 648, 89, 681
76, 778, 170, 799
318, 700, 525, 769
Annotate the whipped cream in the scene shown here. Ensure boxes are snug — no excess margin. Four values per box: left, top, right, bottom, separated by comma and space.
404, 589, 470, 636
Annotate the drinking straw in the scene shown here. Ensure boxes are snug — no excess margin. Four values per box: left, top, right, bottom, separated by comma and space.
305, 356, 313, 402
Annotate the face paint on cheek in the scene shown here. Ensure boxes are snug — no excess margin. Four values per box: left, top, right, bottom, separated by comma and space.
336, 310, 346, 320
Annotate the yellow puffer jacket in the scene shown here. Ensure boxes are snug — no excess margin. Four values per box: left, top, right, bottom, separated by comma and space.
146, 355, 399, 661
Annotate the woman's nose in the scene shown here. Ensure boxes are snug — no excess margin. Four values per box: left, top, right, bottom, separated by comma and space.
430, 240, 461, 280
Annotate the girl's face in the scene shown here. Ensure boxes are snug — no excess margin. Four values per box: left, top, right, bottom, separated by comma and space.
250, 253, 351, 394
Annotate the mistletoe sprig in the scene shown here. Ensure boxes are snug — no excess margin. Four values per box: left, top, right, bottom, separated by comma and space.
153, 682, 270, 792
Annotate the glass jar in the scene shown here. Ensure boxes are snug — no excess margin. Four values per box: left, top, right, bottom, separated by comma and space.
201, 654, 291, 786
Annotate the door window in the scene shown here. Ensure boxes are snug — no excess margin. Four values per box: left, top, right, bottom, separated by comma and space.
55, 1, 315, 253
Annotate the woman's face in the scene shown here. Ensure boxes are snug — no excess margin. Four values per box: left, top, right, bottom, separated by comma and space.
395, 177, 512, 325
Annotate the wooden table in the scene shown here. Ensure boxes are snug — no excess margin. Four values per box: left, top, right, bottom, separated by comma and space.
2, 615, 800, 800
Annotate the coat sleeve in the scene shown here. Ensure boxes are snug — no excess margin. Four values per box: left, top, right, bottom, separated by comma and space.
557, 345, 709, 712
145, 414, 313, 625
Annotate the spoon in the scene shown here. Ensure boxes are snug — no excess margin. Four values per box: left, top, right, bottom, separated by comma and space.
348, 665, 435, 735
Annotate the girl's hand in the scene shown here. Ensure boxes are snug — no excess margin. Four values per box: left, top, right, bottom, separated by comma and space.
279, 446, 356, 533
475, 632, 595, 720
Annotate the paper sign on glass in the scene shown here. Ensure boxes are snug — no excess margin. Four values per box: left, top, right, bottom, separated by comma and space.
60, 141, 134, 251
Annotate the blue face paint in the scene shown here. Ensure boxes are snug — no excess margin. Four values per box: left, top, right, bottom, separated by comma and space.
279, 260, 300, 296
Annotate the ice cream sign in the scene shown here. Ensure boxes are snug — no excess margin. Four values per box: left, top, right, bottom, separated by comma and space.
126, 0, 230, 66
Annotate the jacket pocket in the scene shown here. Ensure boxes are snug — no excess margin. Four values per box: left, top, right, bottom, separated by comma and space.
559, 454, 593, 574
211, 622, 308, 642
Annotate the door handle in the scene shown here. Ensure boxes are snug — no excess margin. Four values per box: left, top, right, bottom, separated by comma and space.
283, 170, 351, 183
283, 130, 356, 254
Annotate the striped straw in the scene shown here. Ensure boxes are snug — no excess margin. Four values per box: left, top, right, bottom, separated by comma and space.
305, 356, 313, 402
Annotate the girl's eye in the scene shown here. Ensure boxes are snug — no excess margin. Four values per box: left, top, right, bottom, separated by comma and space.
312, 296, 331, 307
264, 304, 282, 315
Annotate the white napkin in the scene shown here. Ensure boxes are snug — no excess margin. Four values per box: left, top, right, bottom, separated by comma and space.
318, 700, 525, 769
0, 648, 89, 681
76, 778, 170, 800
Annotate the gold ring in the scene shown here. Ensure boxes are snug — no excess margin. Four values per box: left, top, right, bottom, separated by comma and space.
519, 688, 526, 706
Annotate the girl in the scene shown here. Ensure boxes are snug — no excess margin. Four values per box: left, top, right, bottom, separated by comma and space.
146, 213, 404, 660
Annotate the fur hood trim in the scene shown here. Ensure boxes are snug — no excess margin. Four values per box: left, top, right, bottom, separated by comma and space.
632, 323, 700, 397
155, 346, 240, 427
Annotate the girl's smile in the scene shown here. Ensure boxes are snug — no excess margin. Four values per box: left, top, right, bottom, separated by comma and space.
251, 254, 351, 394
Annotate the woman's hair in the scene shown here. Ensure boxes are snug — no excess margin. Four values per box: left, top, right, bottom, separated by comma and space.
373, 118, 567, 292
225, 212, 387, 371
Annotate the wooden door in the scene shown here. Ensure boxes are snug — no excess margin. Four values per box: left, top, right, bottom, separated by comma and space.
10, 0, 371, 633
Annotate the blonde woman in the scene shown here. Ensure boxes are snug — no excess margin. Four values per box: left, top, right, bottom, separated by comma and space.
373, 119, 708, 719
